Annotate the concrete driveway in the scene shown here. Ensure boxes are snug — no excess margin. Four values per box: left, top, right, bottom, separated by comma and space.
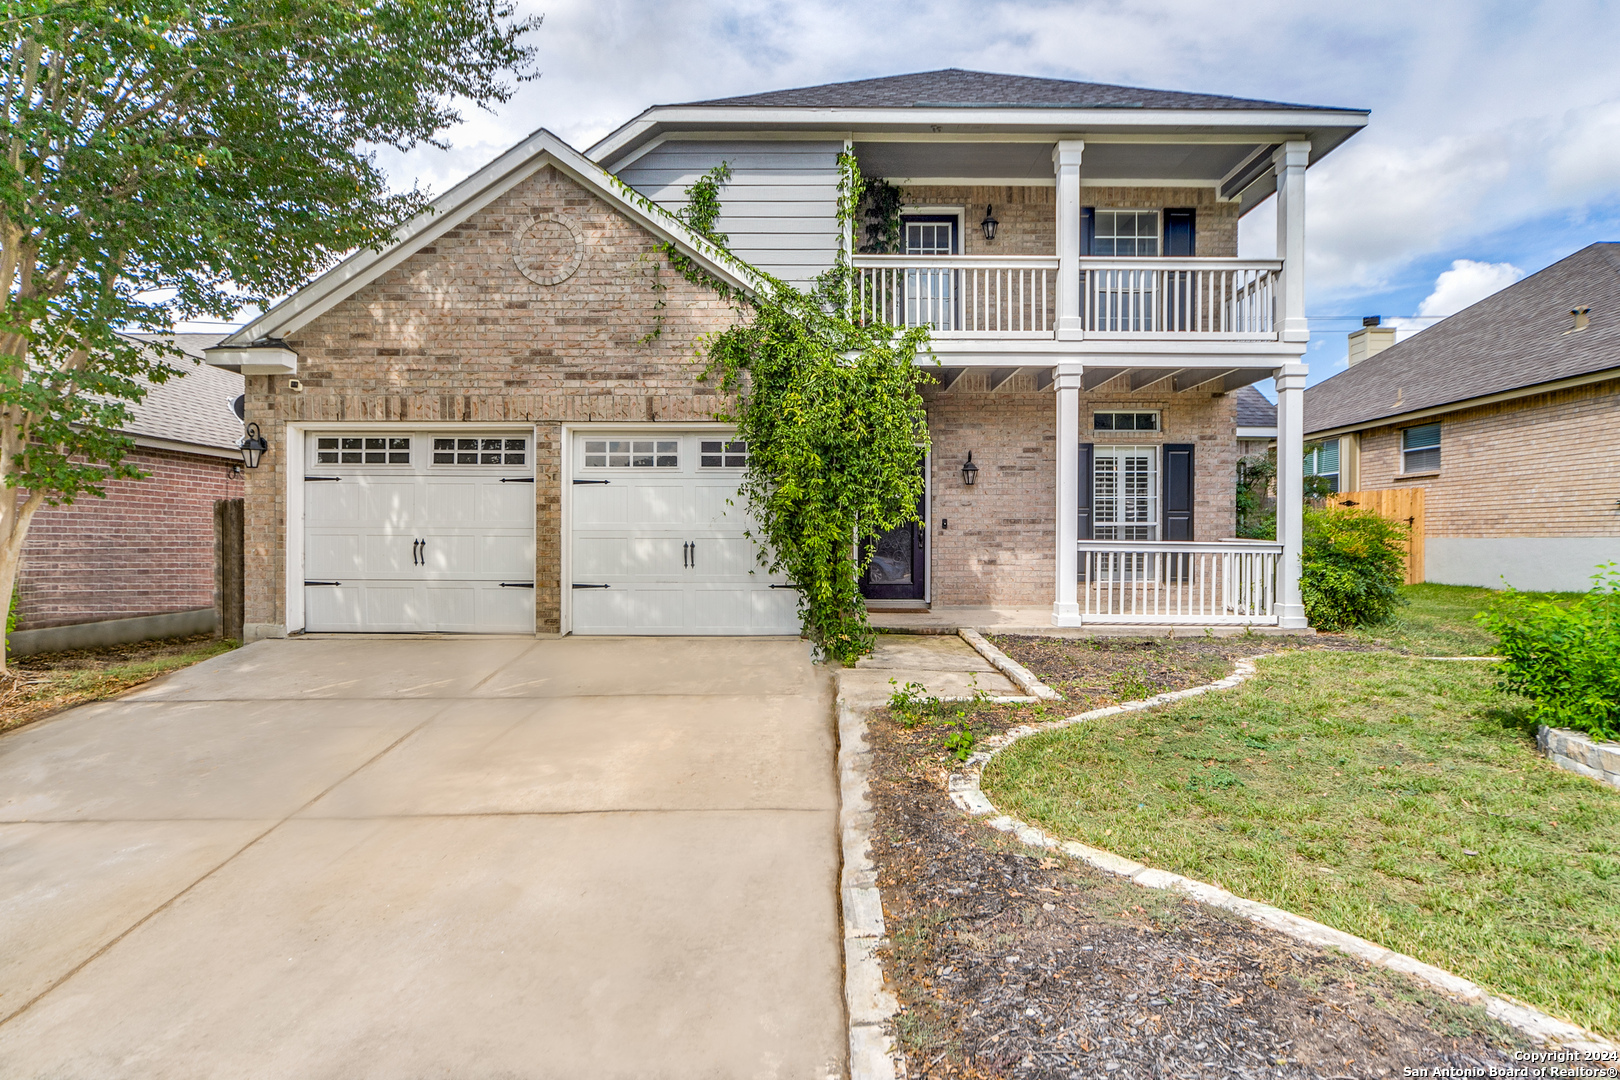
0, 636, 844, 1079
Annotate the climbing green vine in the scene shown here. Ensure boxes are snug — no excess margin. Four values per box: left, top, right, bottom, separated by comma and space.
857, 174, 904, 254
631, 152, 932, 662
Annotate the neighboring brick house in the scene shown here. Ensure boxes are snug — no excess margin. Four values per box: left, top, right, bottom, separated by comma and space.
1234, 386, 1278, 460
12, 335, 246, 653
1304, 243, 1620, 592
205, 70, 1368, 637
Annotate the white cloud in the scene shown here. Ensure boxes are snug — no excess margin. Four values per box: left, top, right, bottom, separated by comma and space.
1386, 259, 1524, 340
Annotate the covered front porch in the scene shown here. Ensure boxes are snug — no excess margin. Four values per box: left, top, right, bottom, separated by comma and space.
895, 356, 1309, 630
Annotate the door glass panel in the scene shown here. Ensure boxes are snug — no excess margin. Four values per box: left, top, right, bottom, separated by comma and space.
867, 526, 914, 584
1093, 446, 1158, 541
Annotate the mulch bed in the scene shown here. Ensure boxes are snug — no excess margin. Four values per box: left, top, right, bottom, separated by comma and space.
867, 658, 1534, 1078
988, 634, 1376, 710
1, 634, 225, 734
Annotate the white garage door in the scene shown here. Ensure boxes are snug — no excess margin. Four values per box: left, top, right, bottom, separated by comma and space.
570, 432, 800, 635
304, 432, 536, 633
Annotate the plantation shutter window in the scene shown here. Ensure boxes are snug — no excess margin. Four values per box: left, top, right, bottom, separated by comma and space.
1401, 423, 1441, 473
1162, 444, 1195, 542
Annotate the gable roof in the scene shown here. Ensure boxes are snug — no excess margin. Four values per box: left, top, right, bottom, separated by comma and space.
1234, 385, 1277, 429
212, 129, 760, 351
119, 334, 245, 454
681, 69, 1340, 113
1304, 243, 1620, 435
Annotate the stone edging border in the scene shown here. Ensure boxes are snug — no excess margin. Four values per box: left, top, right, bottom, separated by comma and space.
943, 656, 1620, 1057
958, 628, 1063, 701
1539, 725, 1620, 791
835, 683, 904, 1080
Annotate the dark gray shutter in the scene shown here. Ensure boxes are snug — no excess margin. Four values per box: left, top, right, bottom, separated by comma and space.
1163, 209, 1195, 257
1163, 443, 1194, 541
1078, 443, 1094, 540
1081, 207, 1095, 256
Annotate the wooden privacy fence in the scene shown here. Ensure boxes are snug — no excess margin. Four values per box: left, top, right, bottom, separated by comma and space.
214, 498, 244, 641
1328, 488, 1426, 584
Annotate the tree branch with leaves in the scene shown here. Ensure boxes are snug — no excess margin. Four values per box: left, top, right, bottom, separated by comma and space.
0, 0, 538, 670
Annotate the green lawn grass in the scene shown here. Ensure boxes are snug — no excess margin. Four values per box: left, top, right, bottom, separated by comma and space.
981, 588, 1620, 1038
1350, 582, 1586, 656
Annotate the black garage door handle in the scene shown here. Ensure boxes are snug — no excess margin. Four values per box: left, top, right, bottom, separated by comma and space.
571, 583, 610, 589
501, 477, 535, 483
305, 580, 342, 586
572, 479, 609, 485
499, 582, 535, 588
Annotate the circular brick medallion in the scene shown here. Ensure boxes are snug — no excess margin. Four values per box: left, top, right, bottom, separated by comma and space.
513, 213, 584, 286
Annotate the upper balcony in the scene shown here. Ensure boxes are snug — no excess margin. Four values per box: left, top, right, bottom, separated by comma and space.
591, 70, 1368, 362
853, 255, 1283, 341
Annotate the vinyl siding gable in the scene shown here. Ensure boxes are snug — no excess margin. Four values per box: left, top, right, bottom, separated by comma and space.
616, 140, 843, 286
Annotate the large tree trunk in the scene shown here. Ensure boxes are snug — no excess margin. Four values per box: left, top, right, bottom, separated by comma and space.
0, 488, 45, 675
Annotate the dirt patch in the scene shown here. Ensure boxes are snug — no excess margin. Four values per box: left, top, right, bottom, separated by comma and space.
1, 634, 234, 734
868, 707, 1533, 1078
989, 635, 1374, 709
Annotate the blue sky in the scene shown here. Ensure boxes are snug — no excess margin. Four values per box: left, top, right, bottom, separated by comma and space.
205, 0, 1620, 389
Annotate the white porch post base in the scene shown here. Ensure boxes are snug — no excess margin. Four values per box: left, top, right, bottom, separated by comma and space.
1052, 364, 1083, 627
1277, 605, 1308, 629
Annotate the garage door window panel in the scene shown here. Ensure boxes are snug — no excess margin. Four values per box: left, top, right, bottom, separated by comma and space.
583, 439, 678, 469
317, 436, 411, 465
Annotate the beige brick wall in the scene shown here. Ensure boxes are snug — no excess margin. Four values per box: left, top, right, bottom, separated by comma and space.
924, 372, 1238, 606
243, 163, 742, 634
1352, 378, 1620, 539
895, 185, 1236, 258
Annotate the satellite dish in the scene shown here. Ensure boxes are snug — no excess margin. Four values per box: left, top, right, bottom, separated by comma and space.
231, 395, 245, 422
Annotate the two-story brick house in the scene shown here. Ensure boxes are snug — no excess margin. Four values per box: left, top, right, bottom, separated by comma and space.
204, 70, 1367, 639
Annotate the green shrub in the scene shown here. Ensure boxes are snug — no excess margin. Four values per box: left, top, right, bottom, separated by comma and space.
1299, 506, 1408, 631
1479, 567, 1620, 741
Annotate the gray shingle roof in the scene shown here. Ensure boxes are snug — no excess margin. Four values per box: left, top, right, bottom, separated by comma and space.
679, 69, 1351, 113
120, 333, 245, 452
1304, 243, 1620, 434
1234, 385, 1277, 428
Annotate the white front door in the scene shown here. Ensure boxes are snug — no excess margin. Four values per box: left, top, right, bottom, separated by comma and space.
569, 433, 799, 635
303, 432, 536, 633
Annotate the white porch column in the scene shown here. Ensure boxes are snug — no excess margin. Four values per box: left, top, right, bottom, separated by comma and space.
1273, 141, 1311, 343
1053, 364, 1083, 626
1053, 140, 1085, 341
1275, 362, 1308, 628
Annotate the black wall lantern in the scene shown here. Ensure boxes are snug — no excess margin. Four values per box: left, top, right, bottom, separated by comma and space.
961, 451, 979, 486
981, 204, 999, 242
239, 422, 268, 469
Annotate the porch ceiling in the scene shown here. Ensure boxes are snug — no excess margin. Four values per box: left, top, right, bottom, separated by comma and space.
853, 140, 1268, 185
923, 364, 1274, 394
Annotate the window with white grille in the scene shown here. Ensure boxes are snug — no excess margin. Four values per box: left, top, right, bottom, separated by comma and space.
1093, 411, 1159, 432
1401, 424, 1441, 473
582, 438, 678, 468
315, 436, 411, 465
432, 437, 528, 465
1093, 446, 1159, 541
1092, 210, 1160, 257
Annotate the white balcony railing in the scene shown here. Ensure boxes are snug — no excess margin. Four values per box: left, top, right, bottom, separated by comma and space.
1077, 540, 1282, 624
853, 255, 1057, 337
1081, 258, 1280, 338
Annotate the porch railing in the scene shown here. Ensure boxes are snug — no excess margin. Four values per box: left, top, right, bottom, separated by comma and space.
1077, 540, 1282, 624
1081, 258, 1281, 338
853, 255, 1057, 337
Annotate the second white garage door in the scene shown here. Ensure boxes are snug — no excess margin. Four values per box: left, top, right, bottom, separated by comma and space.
570, 432, 800, 635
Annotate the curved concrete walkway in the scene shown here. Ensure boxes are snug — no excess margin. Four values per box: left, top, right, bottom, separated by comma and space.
0, 636, 844, 1079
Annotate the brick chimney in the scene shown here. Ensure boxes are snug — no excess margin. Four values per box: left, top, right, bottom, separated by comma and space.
1347, 316, 1396, 366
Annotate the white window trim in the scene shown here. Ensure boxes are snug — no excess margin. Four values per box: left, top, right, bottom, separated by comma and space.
1090, 409, 1162, 433
1091, 207, 1162, 258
